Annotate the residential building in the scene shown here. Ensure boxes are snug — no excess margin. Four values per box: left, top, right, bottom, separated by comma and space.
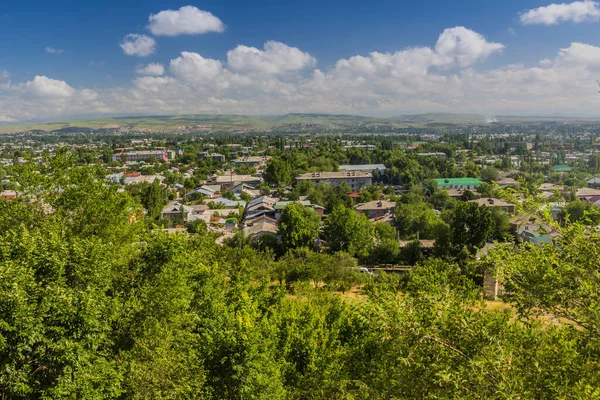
339, 164, 386, 173
296, 171, 373, 191
198, 152, 226, 162
435, 178, 482, 189
576, 188, 600, 201
206, 173, 262, 190
469, 198, 516, 214
0, 190, 17, 200
231, 156, 272, 167
355, 200, 396, 219
112, 150, 168, 163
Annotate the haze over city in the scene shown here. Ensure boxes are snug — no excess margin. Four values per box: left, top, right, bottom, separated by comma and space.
3, 0, 600, 123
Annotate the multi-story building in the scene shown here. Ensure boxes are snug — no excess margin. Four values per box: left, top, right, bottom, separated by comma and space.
355, 200, 396, 219
231, 156, 272, 167
112, 150, 168, 163
296, 171, 372, 191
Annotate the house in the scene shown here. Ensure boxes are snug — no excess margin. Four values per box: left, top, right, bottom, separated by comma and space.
446, 188, 480, 200
232, 183, 258, 196
231, 156, 272, 167
496, 177, 520, 188
198, 152, 226, 162
112, 150, 168, 163
124, 175, 165, 185
211, 197, 246, 208
469, 198, 516, 214
206, 173, 262, 190
185, 186, 217, 200
355, 200, 396, 219
339, 164, 387, 173
296, 171, 372, 191
588, 177, 600, 186
0, 190, 17, 200
245, 196, 280, 216
576, 188, 600, 202
435, 178, 481, 189
510, 215, 559, 246
161, 201, 187, 221
243, 219, 279, 241
538, 183, 562, 192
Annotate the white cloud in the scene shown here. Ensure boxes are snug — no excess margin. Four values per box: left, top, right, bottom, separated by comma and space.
557, 42, 600, 65
17, 76, 75, 98
0, 69, 9, 80
136, 63, 165, 76
433, 27, 504, 68
169, 52, 228, 88
120, 34, 156, 57
5, 29, 600, 123
227, 41, 316, 74
79, 89, 98, 101
148, 6, 225, 36
45, 46, 64, 54
520, 1, 600, 25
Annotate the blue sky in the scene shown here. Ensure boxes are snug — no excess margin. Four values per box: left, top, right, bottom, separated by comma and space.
2, 0, 600, 122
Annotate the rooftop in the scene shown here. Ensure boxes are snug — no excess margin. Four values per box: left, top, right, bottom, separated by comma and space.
296, 171, 373, 180
355, 200, 396, 211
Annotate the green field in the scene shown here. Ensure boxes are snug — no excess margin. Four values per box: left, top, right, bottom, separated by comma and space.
2, 112, 598, 133
0, 113, 423, 133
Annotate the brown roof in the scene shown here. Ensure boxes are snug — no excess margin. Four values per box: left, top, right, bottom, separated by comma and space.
399, 240, 436, 249
355, 200, 396, 211
469, 198, 514, 208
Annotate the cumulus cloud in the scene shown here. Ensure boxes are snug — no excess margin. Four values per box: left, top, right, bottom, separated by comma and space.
170, 52, 229, 88
148, 6, 225, 36
45, 46, 64, 54
120, 34, 156, 57
433, 27, 504, 67
557, 42, 600, 65
5, 28, 600, 123
0, 69, 9, 80
520, 1, 600, 25
79, 89, 98, 101
227, 41, 316, 74
136, 63, 165, 76
17, 76, 75, 98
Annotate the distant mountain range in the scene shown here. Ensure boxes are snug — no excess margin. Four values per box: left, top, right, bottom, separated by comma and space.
2, 112, 600, 133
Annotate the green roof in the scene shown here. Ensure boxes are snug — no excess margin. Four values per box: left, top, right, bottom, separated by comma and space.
274, 200, 312, 210
436, 178, 482, 188
553, 165, 573, 172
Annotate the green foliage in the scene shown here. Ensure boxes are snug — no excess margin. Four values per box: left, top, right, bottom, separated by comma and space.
395, 202, 443, 239
324, 206, 374, 259
480, 166, 500, 182
2, 156, 600, 399
263, 158, 292, 187
278, 203, 321, 252
559, 201, 600, 225
446, 202, 495, 254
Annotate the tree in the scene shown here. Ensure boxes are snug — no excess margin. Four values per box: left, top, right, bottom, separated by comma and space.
187, 219, 207, 234
324, 206, 374, 259
263, 158, 292, 187
278, 203, 321, 251
395, 202, 443, 239
368, 223, 400, 264
480, 167, 500, 182
447, 202, 495, 254
143, 179, 168, 219
559, 201, 600, 225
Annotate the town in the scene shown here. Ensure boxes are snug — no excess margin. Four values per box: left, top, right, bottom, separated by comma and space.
2, 121, 600, 300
